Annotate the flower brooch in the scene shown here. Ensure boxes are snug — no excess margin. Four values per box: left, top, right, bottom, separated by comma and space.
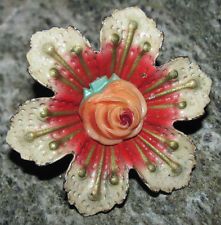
7, 7, 211, 216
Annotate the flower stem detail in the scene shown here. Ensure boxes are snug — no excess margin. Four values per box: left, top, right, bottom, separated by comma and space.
148, 79, 197, 100
78, 145, 96, 178
134, 141, 156, 172
127, 41, 151, 80
40, 107, 78, 118
143, 70, 179, 94
110, 33, 120, 75
148, 101, 187, 110
138, 135, 182, 175
25, 121, 79, 142
71, 46, 93, 80
49, 129, 81, 150
49, 68, 81, 92
118, 20, 138, 74
143, 128, 179, 151
109, 147, 119, 185
42, 43, 85, 87
89, 147, 105, 201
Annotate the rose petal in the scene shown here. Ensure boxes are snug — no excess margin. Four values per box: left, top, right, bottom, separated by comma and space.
100, 7, 163, 61
6, 98, 86, 165
64, 143, 129, 216
125, 128, 195, 192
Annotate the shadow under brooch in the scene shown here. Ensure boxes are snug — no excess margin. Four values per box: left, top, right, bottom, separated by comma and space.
7, 7, 211, 216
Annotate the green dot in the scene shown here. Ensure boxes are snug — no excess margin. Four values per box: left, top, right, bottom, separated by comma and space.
109, 174, 119, 185
148, 164, 156, 172
111, 33, 120, 45
129, 20, 138, 30
42, 43, 56, 55
25, 132, 35, 142
178, 101, 187, 109
168, 70, 178, 79
40, 108, 49, 118
169, 141, 179, 150
78, 167, 86, 178
143, 41, 151, 52
49, 141, 59, 150
187, 79, 197, 88
49, 68, 59, 78
72, 45, 83, 55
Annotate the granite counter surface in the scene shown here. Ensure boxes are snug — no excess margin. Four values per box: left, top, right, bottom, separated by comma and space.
0, 0, 220, 225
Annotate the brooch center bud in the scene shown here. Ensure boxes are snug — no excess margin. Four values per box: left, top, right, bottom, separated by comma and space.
79, 74, 147, 145
120, 109, 133, 127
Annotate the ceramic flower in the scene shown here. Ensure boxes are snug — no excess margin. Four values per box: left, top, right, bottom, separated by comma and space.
7, 7, 211, 216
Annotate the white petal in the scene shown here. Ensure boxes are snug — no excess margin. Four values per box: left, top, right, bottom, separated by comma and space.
100, 7, 163, 59
64, 160, 129, 216
6, 98, 75, 165
162, 57, 212, 120
137, 131, 195, 192
27, 27, 90, 89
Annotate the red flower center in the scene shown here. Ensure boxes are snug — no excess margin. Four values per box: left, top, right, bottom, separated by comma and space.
120, 109, 133, 127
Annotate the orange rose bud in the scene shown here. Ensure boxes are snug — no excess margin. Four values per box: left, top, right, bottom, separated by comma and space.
79, 79, 147, 145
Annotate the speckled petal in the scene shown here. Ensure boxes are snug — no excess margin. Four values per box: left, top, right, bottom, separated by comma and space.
64, 144, 129, 216
158, 57, 211, 120
126, 128, 195, 193
27, 27, 90, 90
6, 98, 84, 165
100, 7, 163, 60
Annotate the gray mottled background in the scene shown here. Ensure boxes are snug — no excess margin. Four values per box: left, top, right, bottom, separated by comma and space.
0, 0, 220, 225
